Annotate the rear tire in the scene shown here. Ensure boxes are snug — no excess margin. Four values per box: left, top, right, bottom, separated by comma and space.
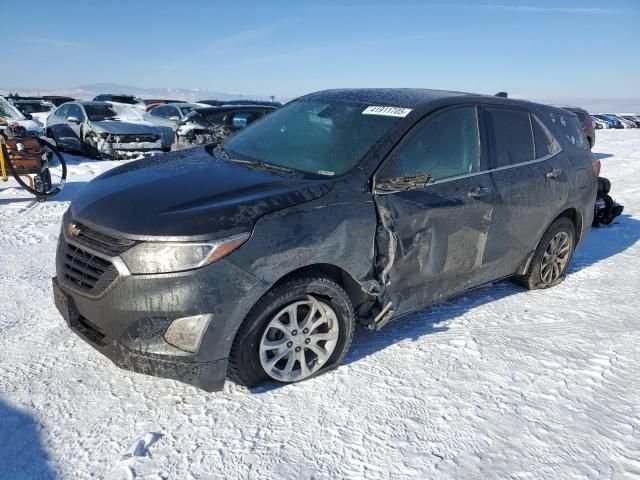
228, 276, 355, 388
514, 217, 575, 290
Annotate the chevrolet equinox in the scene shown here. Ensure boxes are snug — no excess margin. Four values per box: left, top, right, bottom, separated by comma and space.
53, 89, 597, 391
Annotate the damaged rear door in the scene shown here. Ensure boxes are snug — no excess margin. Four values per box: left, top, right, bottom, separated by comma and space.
372, 105, 496, 317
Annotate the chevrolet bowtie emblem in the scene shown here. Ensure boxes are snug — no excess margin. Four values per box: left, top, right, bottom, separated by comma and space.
66, 223, 81, 237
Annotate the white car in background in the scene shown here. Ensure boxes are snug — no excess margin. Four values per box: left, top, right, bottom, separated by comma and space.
592, 117, 610, 129
0, 96, 45, 136
8, 99, 56, 128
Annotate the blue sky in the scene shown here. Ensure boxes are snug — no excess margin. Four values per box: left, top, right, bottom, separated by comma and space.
3, 0, 639, 99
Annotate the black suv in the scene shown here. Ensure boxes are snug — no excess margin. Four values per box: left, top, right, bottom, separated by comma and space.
53, 89, 597, 391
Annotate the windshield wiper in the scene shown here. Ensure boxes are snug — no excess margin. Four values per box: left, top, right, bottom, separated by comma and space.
212, 145, 294, 175
376, 174, 433, 192
228, 158, 294, 174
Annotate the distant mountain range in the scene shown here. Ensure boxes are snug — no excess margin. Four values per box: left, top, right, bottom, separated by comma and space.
1, 83, 638, 113
0, 82, 288, 103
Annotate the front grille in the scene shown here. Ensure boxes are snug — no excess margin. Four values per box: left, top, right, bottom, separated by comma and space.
71, 221, 136, 256
115, 134, 159, 143
58, 238, 119, 295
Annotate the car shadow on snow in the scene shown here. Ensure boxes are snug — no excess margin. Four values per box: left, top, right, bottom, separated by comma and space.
593, 152, 613, 160
0, 400, 56, 479
251, 214, 639, 392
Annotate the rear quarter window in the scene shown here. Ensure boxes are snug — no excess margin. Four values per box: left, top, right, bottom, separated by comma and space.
547, 111, 590, 150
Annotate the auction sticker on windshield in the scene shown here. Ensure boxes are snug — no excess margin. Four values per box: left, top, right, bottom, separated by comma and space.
362, 106, 412, 117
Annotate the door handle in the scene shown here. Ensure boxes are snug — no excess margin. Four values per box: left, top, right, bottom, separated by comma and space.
466, 186, 490, 199
545, 168, 563, 180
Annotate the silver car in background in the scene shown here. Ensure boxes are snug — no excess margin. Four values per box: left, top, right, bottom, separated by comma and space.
46, 101, 174, 159
145, 103, 207, 130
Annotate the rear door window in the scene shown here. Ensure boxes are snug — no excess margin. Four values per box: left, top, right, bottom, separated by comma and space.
379, 106, 480, 182
485, 107, 534, 168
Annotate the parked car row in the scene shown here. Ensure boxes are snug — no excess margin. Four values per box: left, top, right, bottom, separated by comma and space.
592, 113, 640, 129
1, 91, 281, 159
4, 89, 638, 163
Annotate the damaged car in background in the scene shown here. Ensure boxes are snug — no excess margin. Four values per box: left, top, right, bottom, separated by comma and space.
0, 96, 45, 136
52, 88, 596, 392
8, 98, 57, 127
45, 101, 174, 159
176, 104, 277, 145
145, 102, 208, 131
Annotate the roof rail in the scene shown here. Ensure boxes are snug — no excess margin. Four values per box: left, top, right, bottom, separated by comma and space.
494, 92, 508, 98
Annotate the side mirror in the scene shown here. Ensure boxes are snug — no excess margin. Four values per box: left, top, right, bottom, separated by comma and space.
169, 116, 180, 122
67, 116, 80, 124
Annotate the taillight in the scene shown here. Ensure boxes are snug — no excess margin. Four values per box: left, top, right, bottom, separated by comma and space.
592, 158, 601, 176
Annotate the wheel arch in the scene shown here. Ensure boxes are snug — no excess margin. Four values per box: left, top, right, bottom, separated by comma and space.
517, 207, 582, 275
555, 207, 583, 244
269, 263, 372, 315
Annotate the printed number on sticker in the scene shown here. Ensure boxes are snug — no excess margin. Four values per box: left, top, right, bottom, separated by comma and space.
362, 106, 412, 117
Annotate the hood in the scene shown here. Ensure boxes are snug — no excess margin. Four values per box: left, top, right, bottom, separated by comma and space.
90, 120, 162, 135
16, 119, 42, 132
71, 147, 333, 239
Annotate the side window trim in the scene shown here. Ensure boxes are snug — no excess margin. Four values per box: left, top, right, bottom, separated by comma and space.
373, 103, 483, 191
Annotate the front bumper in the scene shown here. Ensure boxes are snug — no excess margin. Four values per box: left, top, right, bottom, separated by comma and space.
53, 239, 269, 391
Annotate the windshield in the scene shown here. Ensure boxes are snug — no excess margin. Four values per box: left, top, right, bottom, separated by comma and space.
15, 102, 54, 114
223, 99, 400, 176
0, 97, 26, 120
110, 103, 144, 122
85, 104, 118, 121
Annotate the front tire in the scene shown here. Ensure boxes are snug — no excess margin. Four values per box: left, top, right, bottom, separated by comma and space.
229, 276, 355, 388
515, 217, 575, 290
82, 132, 101, 159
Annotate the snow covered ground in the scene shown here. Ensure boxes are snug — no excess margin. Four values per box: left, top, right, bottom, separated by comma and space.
0, 130, 639, 479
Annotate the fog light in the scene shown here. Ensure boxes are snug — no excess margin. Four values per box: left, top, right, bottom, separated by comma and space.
164, 314, 213, 353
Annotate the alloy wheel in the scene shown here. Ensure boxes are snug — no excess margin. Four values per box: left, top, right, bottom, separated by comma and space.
540, 231, 571, 284
259, 295, 339, 382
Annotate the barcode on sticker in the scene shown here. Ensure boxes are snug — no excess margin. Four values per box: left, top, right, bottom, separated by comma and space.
362, 106, 412, 117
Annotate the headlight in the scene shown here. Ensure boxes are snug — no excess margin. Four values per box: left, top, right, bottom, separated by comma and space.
120, 232, 250, 274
